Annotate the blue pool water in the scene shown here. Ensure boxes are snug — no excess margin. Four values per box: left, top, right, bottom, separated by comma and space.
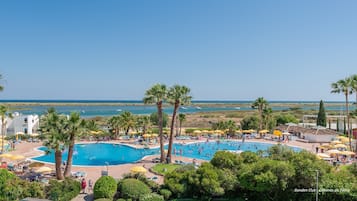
31, 141, 302, 166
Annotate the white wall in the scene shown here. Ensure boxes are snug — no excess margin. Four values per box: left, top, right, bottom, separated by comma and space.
303, 133, 337, 143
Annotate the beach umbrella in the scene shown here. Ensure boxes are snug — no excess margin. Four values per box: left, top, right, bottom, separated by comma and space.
29, 133, 40, 137
317, 153, 331, 158
259, 130, 269, 134
0, 153, 12, 159
330, 140, 342, 145
201, 130, 209, 133
340, 151, 355, 156
273, 130, 282, 137
9, 154, 25, 161
333, 144, 347, 149
130, 166, 147, 174
193, 130, 202, 135
151, 134, 158, 137
16, 131, 25, 135
326, 149, 341, 155
214, 130, 223, 134
142, 134, 151, 138
242, 130, 252, 134
34, 166, 52, 173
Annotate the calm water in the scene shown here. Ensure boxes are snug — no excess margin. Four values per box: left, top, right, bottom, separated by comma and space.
31, 141, 301, 166
2, 100, 353, 117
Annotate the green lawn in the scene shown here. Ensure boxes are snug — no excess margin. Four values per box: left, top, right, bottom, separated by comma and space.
151, 163, 181, 175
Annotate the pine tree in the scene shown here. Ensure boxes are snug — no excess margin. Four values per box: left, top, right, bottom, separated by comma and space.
316, 100, 326, 127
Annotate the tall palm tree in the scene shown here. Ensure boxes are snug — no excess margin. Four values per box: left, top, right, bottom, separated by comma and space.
40, 108, 67, 180
252, 97, 269, 131
225, 120, 237, 137
331, 77, 353, 150
143, 84, 167, 163
166, 85, 192, 163
0, 74, 4, 92
63, 112, 87, 177
351, 74, 357, 104
0, 105, 12, 153
262, 107, 273, 130
178, 113, 186, 136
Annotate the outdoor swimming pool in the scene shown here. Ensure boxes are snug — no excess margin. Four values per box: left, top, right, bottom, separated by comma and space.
31, 141, 302, 166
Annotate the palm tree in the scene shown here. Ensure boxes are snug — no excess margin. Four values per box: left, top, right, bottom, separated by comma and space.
40, 108, 67, 180
108, 116, 121, 139
143, 84, 167, 163
0, 105, 12, 153
262, 107, 273, 130
225, 120, 237, 138
166, 85, 192, 163
119, 111, 136, 135
136, 115, 151, 134
351, 74, 357, 104
63, 112, 87, 177
331, 77, 353, 150
252, 97, 269, 130
178, 113, 186, 136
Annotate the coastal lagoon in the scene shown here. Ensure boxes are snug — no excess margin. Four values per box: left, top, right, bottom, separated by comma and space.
2, 100, 354, 117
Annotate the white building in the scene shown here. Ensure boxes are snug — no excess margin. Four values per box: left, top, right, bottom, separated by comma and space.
0, 112, 40, 136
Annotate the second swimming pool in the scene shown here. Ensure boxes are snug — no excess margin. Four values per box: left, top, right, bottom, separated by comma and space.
31, 141, 302, 166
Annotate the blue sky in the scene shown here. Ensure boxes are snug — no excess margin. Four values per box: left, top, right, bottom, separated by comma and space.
0, 0, 356, 101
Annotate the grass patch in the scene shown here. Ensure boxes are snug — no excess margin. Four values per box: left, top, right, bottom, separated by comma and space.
151, 163, 181, 175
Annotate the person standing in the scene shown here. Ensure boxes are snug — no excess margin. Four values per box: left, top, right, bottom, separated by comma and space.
81, 178, 87, 194
88, 179, 93, 193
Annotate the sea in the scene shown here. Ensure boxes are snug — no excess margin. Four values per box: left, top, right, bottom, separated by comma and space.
0, 100, 354, 118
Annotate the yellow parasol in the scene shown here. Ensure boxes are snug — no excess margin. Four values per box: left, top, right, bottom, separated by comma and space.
142, 134, 151, 138
193, 130, 202, 135
259, 130, 269, 134
326, 149, 341, 155
273, 130, 282, 137
333, 144, 347, 149
130, 166, 147, 174
330, 140, 342, 145
340, 151, 355, 156
151, 134, 158, 137
29, 133, 40, 137
317, 153, 331, 159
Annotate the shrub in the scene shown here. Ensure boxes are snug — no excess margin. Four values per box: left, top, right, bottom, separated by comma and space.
46, 178, 80, 201
119, 178, 151, 200
139, 193, 164, 201
159, 189, 172, 200
94, 176, 117, 199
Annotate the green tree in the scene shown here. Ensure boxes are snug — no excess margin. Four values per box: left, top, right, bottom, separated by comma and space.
150, 112, 168, 128
107, 116, 121, 139
317, 100, 327, 127
252, 97, 269, 130
331, 77, 353, 150
262, 107, 275, 130
136, 115, 151, 134
0, 105, 12, 153
40, 108, 67, 180
351, 74, 357, 104
167, 85, 192, 163
0, 74, 4, 92
240, 115, 259, 130
119, 111, 136, 135
144, 84, 167, 163
178, 113, 186, 136
275, 113, 299, 125
64, 112, 87, 177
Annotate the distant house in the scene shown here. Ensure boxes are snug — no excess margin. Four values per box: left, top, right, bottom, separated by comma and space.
277, 124, 339, 143
0, 112, 40, 136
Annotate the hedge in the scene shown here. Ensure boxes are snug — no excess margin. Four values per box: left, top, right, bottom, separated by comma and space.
94, 176, 117, 199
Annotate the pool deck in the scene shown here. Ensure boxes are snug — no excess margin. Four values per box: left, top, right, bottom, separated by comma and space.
4, 139, 321, 200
